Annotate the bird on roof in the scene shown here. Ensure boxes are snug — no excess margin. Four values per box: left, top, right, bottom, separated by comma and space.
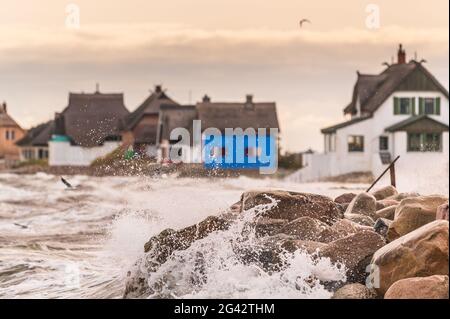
299, 19, 311, 28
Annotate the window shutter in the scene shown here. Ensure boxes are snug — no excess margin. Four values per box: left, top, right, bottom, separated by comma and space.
435, 97, 441, 115
419, 97, 424, 115
411, 97, 416, 115
394, 97, 400, 114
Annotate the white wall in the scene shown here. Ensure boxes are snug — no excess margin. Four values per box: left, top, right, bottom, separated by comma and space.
49, 141, 121, 166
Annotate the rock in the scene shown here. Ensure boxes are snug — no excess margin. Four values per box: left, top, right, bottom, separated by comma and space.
436, 202, 449, 221
374, 218, 392, 237
387, 195, 448, 241
320, 230, 385, 283
252, 218, 288, 237
332, 283, 377, 299
345, 192, 377, 219
241, 190, 342, 225
372, 186, 398, 200
384, 275, 449, 299
344, 213, 375, 227
280, 239, 328, 254
278, 216, 341, 243
375, 205, 397, 220
368, 220, 449, 295
376, 199, 399, 211
334, 193, 357, 204
387, 192, 420, 201
330, 219, 372, 237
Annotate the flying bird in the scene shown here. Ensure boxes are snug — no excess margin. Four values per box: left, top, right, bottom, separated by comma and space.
13, 223, 29, 229
299, 19, 311, 28
61, 176, 73, 189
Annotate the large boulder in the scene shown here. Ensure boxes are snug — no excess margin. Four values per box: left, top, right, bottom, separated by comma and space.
384, 275, 449, 299
436, 202, 449, 221
373, 218, 392, 237
334, 193, 357, 204
320, 230, 385, 283
280, 239, 328, 254
344, 213, 375, 227
387, 192, 420, 201
241, 190, 342, 225
330, 219, 372, 237
372, 186, 398, 200
252, 218, 288, 237
278, 216, 341, 243
332, 283, 377, 299
376, 199, 399, 211
387, 195, 448, 241
368, 220, 449, 295
375, 205, 397, 220
345, 192, 377, 219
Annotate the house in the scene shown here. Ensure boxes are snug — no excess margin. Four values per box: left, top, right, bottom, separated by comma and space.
121, 85, 179, 157
157, 94, 280, 166
0, 102, 25, 167
48, 89, 129, 166
16, 120, 54, 162
290, 45, 449, 187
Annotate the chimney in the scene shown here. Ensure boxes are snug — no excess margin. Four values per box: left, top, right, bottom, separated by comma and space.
1, 101, 6, 113
244, 94, 254, 109
95, 83, 100, 93
155, 85, 162, 93
397, 44, 406, 64
202, 94, 211, 103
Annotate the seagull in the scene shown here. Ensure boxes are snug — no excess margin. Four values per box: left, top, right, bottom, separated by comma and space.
13, 223, 29, 229
299, 19, 311, 28
61, 176, 73, 189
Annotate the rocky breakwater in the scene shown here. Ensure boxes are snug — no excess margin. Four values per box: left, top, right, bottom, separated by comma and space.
123, 186, 449, 299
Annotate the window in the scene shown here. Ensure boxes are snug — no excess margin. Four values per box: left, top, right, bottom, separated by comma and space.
394, 97, 414, 115
348, 135, 364, 152
419, 97, 441, 115
379, 136, 389, 151
5, 130, 10, 140
11, 130, 15, 140
408, 133, 442, 152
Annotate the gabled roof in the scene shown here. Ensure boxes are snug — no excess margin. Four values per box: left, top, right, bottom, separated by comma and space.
16, 120, 54, 147
196, 99, 279, 133
321, 115, 372, 134
344, 61, 449, 116
56, 92, 129, 147
385, 115, 449, 132
0, 105, 22, 128
123, 86, 179, 131
158, 104, 198, 144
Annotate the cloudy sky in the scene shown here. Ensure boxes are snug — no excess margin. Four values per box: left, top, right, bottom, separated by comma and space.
0, 0, 448, 152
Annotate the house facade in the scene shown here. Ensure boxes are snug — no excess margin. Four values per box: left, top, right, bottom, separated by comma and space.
121, 85, 179, 158
156, 94, 280, 165
48, 90, 129, 166
16, 121, 53, 162
0, 102, 25, 167
290, 45, 449, 188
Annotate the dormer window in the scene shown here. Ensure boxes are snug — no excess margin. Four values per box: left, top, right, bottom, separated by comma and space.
394, 97, 414, 115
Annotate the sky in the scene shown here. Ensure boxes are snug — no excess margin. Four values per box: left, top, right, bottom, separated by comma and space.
0, 0, 448, 152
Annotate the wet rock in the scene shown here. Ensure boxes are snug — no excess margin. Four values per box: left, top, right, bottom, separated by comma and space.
252, 218, 288, 237
280, 239, 327, 254
387, 195, 448, 241
376, 199, 399, 211
368, 220, 449, 295
375, 205, 397, 220
278, 216, 341, 243
372, 186, 398, 201
374, 218, 392, 237
384, 275, 449, 299
320, 230, 385, 283
387, 192, 420, 201
345, 192, 377, 219
330, 219, 372, 237
241, 190, 342, 225
332, 283, 377, 299
334, 193, 357, 204
436, 201, 449, 221
344, 213, 375, 227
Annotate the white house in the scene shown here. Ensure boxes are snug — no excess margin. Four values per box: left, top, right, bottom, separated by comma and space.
290, 45, 449, 192
48, 90, 129, 166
